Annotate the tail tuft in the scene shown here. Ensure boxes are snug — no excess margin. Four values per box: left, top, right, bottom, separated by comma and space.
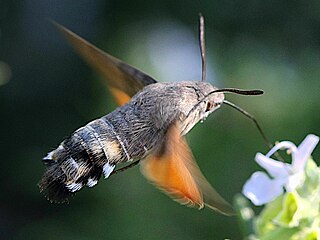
39, 145, 108, 203
38, 165, 75, 203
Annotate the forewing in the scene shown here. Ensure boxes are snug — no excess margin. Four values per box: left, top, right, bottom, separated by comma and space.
53, 22, 157, 105
141, 124, 234, 215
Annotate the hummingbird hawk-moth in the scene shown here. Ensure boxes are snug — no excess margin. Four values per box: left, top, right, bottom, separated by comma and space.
39, 16, 264, 215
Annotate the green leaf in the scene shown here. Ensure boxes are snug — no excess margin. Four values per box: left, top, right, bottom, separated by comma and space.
274, 192, 299, 227
255, 195, 283, 236
260, 227, 298, 240
299, 158, 320, 198
290, 226, 320, 240
233, 194, 256, 237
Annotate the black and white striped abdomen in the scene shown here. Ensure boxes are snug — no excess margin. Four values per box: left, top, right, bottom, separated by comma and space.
39, 118, 127, 203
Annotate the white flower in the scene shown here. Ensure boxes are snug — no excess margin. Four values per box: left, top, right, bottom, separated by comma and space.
242, 134, 319, 206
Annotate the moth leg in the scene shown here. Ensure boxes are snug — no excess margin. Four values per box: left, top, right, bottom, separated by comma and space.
110, 160, 140, 176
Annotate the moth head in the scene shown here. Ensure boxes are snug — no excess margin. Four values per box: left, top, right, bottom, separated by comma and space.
178, 82, 264, 135
176, 82, 224, 135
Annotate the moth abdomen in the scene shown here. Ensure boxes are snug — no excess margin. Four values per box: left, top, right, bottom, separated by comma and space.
39, 118, 124, 203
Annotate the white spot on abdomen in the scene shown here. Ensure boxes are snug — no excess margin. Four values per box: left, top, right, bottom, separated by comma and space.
43, 151, 54, 160
66, 182, 83, 192
87, 178, 98, 187
103, 163, 115, 178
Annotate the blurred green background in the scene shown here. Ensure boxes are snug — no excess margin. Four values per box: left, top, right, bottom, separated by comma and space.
1, 1, 319, 239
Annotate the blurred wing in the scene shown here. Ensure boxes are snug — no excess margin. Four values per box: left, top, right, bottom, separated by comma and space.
141, 124, 234, 215
53, 22, 157, 106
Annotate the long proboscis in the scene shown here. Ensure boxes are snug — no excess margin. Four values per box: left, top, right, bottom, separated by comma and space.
188, 88, 282, 158
223, 100, 284, 161
223, 100, 272, 149
207, 88, 267, 145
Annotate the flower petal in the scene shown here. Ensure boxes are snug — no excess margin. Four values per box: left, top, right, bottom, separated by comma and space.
292, 134, 319, 171
266, 141, 297, 158
285, 172, 305, 192
242, 171, 285, 206
255, 153, 290, 178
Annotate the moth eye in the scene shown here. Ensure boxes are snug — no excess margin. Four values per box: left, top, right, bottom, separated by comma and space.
205, 101, 214, 112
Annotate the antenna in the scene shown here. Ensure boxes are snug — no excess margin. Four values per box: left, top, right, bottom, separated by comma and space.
207, 88, 263, 96
186, 88, 263, 119
199, 13, 206, 81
